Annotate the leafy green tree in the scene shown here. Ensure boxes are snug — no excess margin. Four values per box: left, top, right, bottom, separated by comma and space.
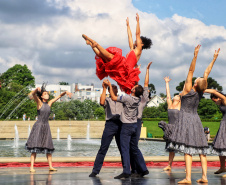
159, 93, 166, 98
59, 82, 69, 85
148, 83, 156, 95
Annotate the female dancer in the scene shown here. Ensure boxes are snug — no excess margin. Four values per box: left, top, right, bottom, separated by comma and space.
159, 76, 181, 171
82, 13, 152, 94
204, 89, 226, 175
25, 84, 72, 172
167, 45, 220, 184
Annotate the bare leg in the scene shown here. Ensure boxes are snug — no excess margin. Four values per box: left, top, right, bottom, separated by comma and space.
178, 154, 192, 184
215, 156, 226, 174
196, 154, 208, 183
46, 153, 57, 171
163, 152, 175, 171
30, 153, 36, 172
82, 34, 114, 62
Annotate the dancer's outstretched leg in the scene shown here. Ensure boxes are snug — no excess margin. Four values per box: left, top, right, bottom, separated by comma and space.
163, 152, 175, 171
84, 38, 104, 58
196, 154, 208, 183
215, 156, 226, 174
30, 153, 36, 172
47, 153, 57, 171
82, 34, 114, 62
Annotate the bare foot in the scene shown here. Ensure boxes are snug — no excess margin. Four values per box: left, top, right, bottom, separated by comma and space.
178, 179, 191, 184
222, 174, 226, 178
163, 165, 171, 171
49, 167, 57, 171
196, 178, 208, 183
214, 168, 226, 174
30, 169, 36, 173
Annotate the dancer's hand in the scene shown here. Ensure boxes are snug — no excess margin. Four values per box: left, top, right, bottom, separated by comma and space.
164, 76, 171, 83
136, 13, 139, 22
66, 91, 72, 98
103, 79, 111, 86
37, 87, 41, 92
213, 48, 220, 59
135, 64, 141, 70
194, 45, 201, 57
147, 62, 152, 69
102, 81, 108, 88
126, 17, 129, 26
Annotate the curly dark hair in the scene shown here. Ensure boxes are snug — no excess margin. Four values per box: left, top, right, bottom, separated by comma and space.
135, 85, 144, 97
36, 82, 48, 101
140, 36, 152, 50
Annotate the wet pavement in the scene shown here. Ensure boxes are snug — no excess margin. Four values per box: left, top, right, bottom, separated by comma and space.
0, 166, 226, 185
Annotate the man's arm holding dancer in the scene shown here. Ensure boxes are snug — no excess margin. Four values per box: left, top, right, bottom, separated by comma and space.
100, 82, 107, 106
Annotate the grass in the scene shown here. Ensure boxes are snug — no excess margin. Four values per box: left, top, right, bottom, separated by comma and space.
143, 121, 220, 138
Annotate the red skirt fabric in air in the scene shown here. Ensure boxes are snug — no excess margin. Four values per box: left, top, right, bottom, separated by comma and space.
95, 47, 140, 94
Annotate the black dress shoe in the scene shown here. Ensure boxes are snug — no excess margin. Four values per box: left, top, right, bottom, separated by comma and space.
140, 170, 149, 177
131, 173, 141, 178
89, 172, 97, 177
114, 173, 130, 179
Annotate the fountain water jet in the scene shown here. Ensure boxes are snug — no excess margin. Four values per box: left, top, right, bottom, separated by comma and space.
28, 125, 31, 138
86, 122, 90, 141
57, 128, 60, 141
67, 134, 72, 150
13, 124, 19, 148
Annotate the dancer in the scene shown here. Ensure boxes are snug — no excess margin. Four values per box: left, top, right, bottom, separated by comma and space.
130, 62, 152, 177
158, 76, 181, 171
104, 79, 149, 179
89, 82, 123, 177
25, 84, 72, 172
204, 89, 226, 174
82, 13, 152, 94
166, 46, 220, 184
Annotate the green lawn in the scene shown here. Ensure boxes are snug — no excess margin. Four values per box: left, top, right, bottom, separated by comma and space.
143, 121, 220, 138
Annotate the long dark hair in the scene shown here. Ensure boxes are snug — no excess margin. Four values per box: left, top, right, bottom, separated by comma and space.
36, 82, 48, 101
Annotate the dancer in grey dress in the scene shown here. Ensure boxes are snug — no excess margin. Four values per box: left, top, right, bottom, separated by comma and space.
158, 76, 181, 171
205, 89, 226, 174
167, 45, 220, 184
26, 84, 72, 172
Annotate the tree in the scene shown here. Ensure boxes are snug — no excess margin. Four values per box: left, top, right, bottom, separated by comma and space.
159, 93, 166, 98
59, 82, 69, 85
0, 64, 35, 88
176, 77, 223, 93
148, 83, 156, 95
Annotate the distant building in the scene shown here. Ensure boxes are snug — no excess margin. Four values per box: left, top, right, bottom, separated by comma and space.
147, 95, 165, 107
33, 83, 126, 103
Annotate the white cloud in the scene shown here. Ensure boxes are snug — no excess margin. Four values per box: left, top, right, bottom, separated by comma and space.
0, 0, 225, 95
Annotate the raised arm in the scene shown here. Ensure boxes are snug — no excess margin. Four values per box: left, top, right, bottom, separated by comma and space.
134, 13, 142, 60
182, 45, 201, 96
144, 62, 152, 87
126, 17, 133, 50
32, 87, 42, 106
203, 48, 220, 80
103, 79, 117, 101
100, 82, 107, 106
164, 77, 172, 108
48, 91, 72, 107
205, 89, 226, 105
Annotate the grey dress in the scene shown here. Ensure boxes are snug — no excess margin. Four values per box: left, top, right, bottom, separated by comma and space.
212, 105, 226, 156
167, 89, 209, 155
25, 102, 54, 154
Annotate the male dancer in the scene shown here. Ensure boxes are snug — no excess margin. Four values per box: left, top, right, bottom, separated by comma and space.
89, 82, 123, 177
104, 79, 149, 179
130, 62, 152, 177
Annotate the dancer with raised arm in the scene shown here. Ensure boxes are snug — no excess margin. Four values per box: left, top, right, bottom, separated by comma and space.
166, 46, 220, 184
82, 13, 152, 94
25, 83, 72, 172
130, 62, 152, 177
89, 82, 123, 177
204, 89, 226, 175
104, 79, 149, 179
158, 76, 181, 171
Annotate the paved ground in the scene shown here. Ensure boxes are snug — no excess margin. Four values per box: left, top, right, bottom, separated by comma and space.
0, 166, 226, 185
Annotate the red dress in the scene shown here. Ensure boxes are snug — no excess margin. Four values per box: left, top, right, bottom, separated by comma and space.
95, 47, 140, 94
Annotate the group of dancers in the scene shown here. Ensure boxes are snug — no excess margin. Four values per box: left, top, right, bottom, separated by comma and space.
24, 13, 225, 183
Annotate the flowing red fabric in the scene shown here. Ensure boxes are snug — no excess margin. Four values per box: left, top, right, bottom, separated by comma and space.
95, 47, 140, 94
0, 161, 222, 168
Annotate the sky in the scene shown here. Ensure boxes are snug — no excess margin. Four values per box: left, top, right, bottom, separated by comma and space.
0, 0, 225, 95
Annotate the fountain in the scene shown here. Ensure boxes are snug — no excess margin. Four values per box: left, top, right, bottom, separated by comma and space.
67, 134, 72, 150
57, 128, 60, 141
28, 125, 31, 138
13, 125, 19, 148
86, 122, 90, 141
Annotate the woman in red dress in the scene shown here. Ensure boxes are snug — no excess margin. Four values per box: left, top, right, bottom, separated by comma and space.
82, 13, 152, 94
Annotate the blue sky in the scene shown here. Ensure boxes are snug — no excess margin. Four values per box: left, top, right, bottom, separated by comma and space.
132, 0, 226, 27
